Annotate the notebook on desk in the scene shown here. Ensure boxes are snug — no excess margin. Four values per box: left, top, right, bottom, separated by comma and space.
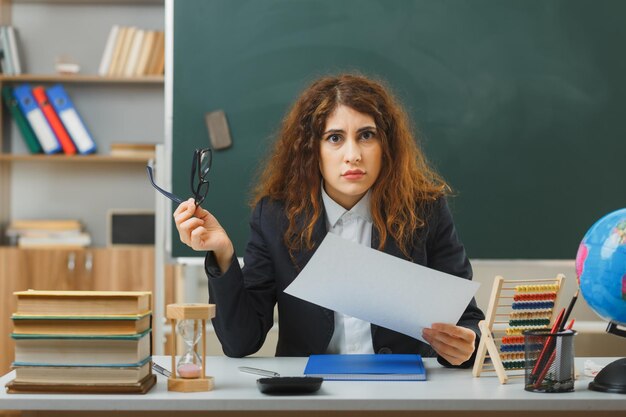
304, 354, 426, 381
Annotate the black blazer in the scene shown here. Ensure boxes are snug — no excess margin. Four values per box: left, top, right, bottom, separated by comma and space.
205, 196, 485, 367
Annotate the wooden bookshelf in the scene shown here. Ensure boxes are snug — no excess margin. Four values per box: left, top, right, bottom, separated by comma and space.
0, 1, 164, 241
0, 0, 166, 382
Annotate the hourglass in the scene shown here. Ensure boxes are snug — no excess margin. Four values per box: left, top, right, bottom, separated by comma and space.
166, 303, 215, 392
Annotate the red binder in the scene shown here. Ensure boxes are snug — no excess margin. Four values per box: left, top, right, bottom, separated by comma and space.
32, 86, 77, 155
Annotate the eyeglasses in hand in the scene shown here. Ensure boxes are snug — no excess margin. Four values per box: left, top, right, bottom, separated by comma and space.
146, 148, 212, 207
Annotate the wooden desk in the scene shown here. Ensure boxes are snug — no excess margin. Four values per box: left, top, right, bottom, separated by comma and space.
1, 356, 624, 417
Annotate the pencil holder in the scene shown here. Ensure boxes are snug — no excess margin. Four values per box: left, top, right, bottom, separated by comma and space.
523, 329, 577, 393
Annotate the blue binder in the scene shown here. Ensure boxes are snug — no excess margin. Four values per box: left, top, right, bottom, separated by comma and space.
46, 84, 96, 154
13, 84, 62, 154
304, 354, 426, 381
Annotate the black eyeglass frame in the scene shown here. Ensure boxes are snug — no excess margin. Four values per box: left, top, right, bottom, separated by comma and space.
146, 147, 212, 207
191, 148, 212, 207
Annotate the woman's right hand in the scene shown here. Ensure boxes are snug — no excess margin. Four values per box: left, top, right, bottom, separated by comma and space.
173, 198, 234, 273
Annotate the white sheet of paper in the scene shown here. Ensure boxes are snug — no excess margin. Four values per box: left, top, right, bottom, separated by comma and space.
284, 233, 480, 343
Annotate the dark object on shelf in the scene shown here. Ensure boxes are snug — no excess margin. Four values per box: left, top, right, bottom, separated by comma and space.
108, 210, 155, 246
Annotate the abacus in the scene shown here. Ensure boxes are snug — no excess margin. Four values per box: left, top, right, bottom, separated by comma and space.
472, 274, 565, 384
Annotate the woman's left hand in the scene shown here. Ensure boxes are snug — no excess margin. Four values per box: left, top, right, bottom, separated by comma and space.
422, 323, 476, 366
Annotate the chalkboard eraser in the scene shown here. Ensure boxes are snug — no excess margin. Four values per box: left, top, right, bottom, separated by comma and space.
205, 110, 232, 150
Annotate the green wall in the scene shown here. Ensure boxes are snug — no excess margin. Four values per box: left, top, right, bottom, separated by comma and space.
172, 0, 626, 258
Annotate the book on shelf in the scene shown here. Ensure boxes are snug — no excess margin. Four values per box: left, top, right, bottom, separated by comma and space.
14, 290, 152, 316
12, 312, 152, 336
135, 30, 156, 76
12, 330, 151, 367
11, 361, 151, 385
154, 31, 165, 75
10, 229, 84, 239
2, 86, 42, 153
7, 219, 82, 232
146, 31, 165, 75
13, 84, 62, 154
98, 24, 120, 76
0, 28, 9, 74
5, 373, 156, 394
6, 218, 88, 247
304, 354, 426, 381
110, 142, 156, 159
6, 26, 22, 75
46, 84, 97, 154
17, 232, 92, 248
0, 26, 14, 75
32, 86, 77, 155
124, 29, 145, 77
114, 26, 136, 77
0, 26, 22, 74
107, 26, 128, 77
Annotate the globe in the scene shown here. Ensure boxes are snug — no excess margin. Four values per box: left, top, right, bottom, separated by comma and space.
574, 208, 626, 394
575, 208, 626, 326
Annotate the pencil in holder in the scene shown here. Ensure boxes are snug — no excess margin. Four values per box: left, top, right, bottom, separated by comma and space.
523, 329, 577, 393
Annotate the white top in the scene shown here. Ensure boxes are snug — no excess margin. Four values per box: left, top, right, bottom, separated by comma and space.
322, 186, 374, 355
0, 356, 623, 412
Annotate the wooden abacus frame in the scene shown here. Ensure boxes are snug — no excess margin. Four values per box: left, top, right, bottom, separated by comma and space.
472, 274, 565, 384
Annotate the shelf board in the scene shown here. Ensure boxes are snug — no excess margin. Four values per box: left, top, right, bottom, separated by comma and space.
0, 74, 163, 84
0, 154, 151, 163
13, 0, 164, 5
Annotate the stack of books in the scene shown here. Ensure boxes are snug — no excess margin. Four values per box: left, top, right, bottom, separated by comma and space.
0, 25, 23, 75
2, 83, 96, 155
6, 219, 91, 248
98, 25, 165, 77
6, 290, 155, 394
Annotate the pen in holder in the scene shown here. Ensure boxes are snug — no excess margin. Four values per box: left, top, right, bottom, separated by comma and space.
524, 329, 577, 393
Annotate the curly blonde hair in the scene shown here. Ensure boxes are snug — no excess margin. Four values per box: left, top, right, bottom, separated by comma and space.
252, 73, 449, 259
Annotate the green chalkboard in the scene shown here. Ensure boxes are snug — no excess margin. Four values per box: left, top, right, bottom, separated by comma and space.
172, 0, 626, 259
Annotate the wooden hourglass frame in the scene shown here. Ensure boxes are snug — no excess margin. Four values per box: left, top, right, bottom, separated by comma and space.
166, 303, 216, 392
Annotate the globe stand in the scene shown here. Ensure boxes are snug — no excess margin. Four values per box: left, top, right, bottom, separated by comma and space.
588, 322, 626, 394
605, 322, 626, 338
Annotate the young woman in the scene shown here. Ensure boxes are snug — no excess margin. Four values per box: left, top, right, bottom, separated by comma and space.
174, 74, 484, 367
